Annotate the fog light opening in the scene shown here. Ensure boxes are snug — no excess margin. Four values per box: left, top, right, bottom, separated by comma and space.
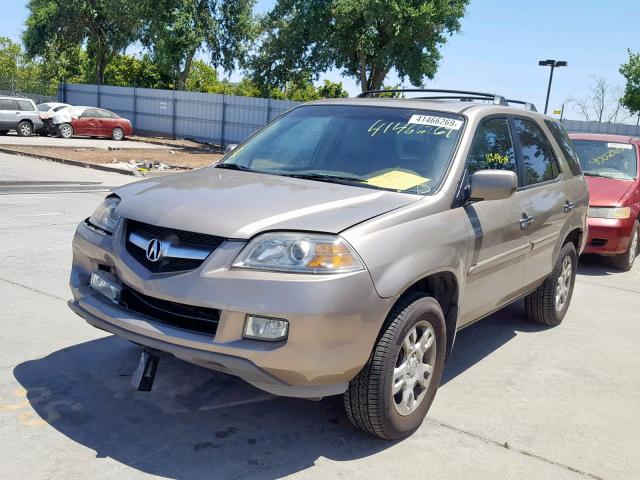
90, 271, 122, 303
243, 315, 289, 341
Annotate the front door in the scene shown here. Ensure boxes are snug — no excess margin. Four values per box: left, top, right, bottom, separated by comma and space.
461, 117, 532, 325
75, 108, 100, 136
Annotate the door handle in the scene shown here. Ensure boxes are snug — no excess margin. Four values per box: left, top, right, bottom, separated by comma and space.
564, 200, 575, 213
519, 213, 534, 230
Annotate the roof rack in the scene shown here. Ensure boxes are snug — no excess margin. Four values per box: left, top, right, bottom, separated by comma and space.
357, 88, 508, 106
506, 99, 538, 112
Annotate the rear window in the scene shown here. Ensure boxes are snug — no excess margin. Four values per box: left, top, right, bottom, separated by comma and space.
572, 140, 637, 180
219, 105, 465, 195
0, 99, 18, 110
37, 104, 51, 112
545, 121, 582, 175
17, 100, 35, 111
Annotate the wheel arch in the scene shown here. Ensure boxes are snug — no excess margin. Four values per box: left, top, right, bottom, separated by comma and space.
387, 270, 459, 361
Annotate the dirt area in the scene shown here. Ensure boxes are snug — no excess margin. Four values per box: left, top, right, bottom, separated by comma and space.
5, 144, 224, 171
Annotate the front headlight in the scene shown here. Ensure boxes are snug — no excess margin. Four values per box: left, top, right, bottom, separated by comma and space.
587, 207, 631, 219
88, 195, 121, 234
232, 232, 365, 274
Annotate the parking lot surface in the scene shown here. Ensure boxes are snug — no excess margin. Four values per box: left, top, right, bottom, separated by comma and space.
1, 152, 638, 480
0, 132, 166, 149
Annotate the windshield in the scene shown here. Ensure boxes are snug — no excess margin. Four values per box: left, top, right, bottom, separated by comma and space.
37, 104, 50, 112
218, 105, 464, 195
572, 140, 638, 180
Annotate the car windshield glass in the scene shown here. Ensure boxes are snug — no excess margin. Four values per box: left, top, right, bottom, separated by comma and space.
573, 140, 637, 180
37, 104, 50, 112
217, 105, 464, 195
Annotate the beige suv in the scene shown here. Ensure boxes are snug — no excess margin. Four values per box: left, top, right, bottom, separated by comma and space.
69, 89, 589, 439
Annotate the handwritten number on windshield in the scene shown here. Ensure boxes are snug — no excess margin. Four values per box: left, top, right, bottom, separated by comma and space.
368, 120, 455, 138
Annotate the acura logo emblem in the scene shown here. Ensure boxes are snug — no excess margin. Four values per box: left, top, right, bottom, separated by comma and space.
146, 238, 162, 262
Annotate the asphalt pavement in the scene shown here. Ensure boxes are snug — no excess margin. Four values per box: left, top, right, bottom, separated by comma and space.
0, 132, 166, 149
1, 152, 638, 480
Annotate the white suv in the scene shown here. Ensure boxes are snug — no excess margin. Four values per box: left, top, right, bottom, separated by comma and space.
0, 96, 43, 136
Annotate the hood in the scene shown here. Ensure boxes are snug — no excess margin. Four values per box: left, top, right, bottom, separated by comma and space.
114, 168, 420, 239
586, 176, 634, 206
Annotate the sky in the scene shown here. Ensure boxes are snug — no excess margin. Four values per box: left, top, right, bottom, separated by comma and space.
2, 0, 639, 121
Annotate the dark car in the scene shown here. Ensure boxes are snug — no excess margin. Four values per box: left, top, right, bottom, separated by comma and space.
569, 133, 640, 271
55, 106, 133, 141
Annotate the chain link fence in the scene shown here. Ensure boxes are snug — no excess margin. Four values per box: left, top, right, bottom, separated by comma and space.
0, 77, 58, 104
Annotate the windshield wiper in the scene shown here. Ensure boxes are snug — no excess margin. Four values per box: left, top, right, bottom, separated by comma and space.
284, 173, 367, 184
215, 163, 254, 172
583, 171, 614, 178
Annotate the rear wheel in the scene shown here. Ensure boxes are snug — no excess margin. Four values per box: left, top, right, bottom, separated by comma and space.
611, 221, 639, 272
343, 293, 446, 439
525, 242, 577, 326
112, 127, 124, 141
57, 123, 73, 139
17, 121, 33, 137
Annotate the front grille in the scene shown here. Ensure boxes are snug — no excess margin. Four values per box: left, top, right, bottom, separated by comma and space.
120, 284, 220, 335
125, 219, 225, 273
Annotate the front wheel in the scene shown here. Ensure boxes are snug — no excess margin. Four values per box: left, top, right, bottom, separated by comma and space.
525, 242, 577, 326
611, 221, 639, 271
17, 121, 33, 137
343, 293, 446, 440
57, 123, 73, 139
112, 127, 124, 141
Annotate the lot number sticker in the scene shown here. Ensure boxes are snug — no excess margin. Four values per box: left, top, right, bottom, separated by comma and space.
408, 115, 462, 130
607, 143, 633, 150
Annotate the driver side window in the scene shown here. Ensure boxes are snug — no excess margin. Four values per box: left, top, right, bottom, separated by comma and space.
467, 118, 517, 176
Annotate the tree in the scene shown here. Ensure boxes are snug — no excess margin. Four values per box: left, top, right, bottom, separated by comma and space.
316, 80, 349, 99
249, 0, 468, 94
0, 37, 23, 79
23, 0, 144, 84
620, 49, 640, 115
567, 76, 632, 123
142, 0, 255, 90
104, 54, 163, 88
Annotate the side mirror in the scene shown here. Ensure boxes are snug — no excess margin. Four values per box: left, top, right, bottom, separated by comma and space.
469, 170, 517, 201
224, 143, 238, 154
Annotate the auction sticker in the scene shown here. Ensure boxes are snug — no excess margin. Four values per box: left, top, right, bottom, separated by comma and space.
607, 142, 633, 150
408, 114, 462, 130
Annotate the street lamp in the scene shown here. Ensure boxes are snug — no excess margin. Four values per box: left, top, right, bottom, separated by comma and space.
539, 59, 567, 114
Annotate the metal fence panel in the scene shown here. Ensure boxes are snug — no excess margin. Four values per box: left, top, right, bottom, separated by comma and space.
562, 119, 640, 137
60, 83, 302, 145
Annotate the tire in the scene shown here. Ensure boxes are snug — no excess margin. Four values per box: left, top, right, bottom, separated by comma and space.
343, 293, 446, 440
17, 121, 33, 137
611, 221, 639, 272
112, 127, 124, 141
525, 242, 577, 326
57, 123, 74, 139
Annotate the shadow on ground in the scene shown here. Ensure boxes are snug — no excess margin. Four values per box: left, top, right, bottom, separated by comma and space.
576, 254, 620, 277
14, 263, 611, 479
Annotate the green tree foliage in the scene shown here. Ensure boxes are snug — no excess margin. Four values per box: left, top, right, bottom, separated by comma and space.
23, 0, 144, 84
0, 37, 23, 79
620, 49, 640, 114
142, 0, 255, 90
249, 0, 468, 93
104, 54, 163, 88
316, 80, 349, 99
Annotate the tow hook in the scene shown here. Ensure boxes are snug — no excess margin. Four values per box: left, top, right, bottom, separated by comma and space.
131, 347, 160, 392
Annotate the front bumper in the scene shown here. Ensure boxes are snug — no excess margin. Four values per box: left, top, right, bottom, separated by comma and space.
69, 221, 394, 398
583, 216, 636, 255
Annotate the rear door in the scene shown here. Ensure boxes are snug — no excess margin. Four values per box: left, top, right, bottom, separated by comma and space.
461, 117, 533, 325
0, 98, 20, 129
511, 117, 567, 288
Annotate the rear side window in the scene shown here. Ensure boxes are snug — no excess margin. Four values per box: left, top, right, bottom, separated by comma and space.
17, 100, 35, 111
98, 109, 116, 119
545, 120, 582, 175
0, 99, 18, 110
467, 118, 517, 175
513, 118, 560, 185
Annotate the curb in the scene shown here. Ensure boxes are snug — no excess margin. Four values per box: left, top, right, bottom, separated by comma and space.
0, 146, 137, 176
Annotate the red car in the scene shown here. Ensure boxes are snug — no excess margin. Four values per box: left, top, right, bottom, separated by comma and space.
569, 133, 640, 270
56, 106, 133, 141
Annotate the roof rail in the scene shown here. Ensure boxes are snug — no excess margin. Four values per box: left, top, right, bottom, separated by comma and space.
506, 99, 538, 112
357, 88, 508, 106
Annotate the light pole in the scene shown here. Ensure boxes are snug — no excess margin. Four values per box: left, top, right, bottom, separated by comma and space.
539, 59, 567, 114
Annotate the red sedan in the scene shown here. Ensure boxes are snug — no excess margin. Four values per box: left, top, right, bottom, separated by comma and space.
56, 107, 133, 141
569, 133, 640, 271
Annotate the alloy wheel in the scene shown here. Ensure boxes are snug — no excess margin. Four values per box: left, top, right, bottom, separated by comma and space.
392, 321, 437, 416
555, 256, 572, 311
